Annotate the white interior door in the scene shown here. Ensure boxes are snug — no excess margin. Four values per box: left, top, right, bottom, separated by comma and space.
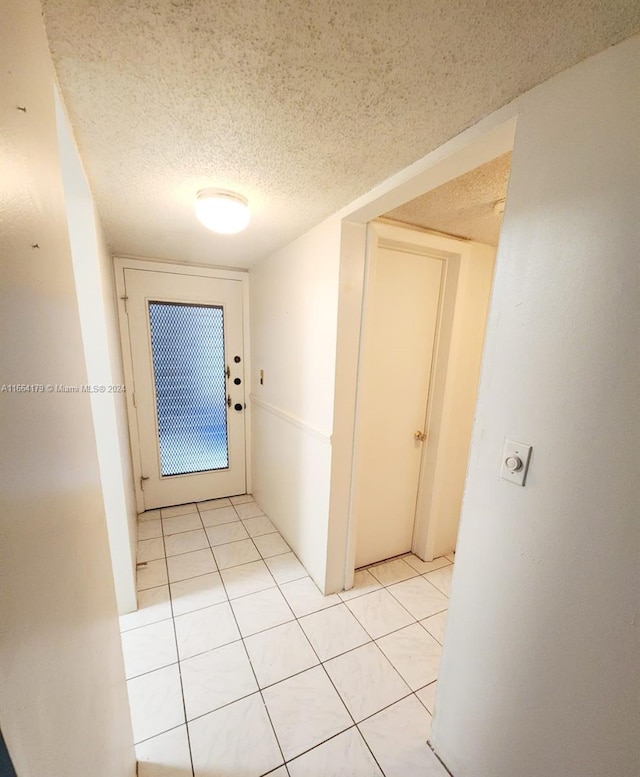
353, 240, 443, 567
124, 268, 246, 509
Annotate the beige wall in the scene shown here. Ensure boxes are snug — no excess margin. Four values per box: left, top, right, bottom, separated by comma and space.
249, 32, 639, 775
433, 35, 640, 777
0, 1, 135, 774
249, 216, 342, 590
55, 93, 138, 614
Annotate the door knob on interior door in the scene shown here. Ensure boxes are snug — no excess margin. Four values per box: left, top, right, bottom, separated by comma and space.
414, 430, 427, 442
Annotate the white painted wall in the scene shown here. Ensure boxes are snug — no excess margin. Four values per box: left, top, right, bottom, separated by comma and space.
433, 36, 640, 777
250, 216, 342, 590
250, 33, 638, 773
0, 1, 135, 775
55, 94, 138, 615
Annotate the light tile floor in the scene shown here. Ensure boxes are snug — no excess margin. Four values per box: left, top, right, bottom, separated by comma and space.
121, 496, 454, 777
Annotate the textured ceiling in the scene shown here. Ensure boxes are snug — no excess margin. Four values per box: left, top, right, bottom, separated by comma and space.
384, 152, 512, 246
42, 1, 640, 267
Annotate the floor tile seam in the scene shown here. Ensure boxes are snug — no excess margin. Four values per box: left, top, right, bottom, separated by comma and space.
285, 596, 344, 619
337, 585, 384, 603
413, 688, 431, 714
407, 557, 453, 573
256, 596, 370, 764
420, 578, 450, 597
164, 543, 212, 559
159, 519, 196, 777
206, 534, 254, 549
412, 684, 437, 716
324, 631, 413, 703
315, 660, 388, 776
380, 580, 449, 622
162, 523, 207, 538
354, 686, 416, 728
184, 685, 261, 725
210, 552, 289, 771
342, 596, 419, 643
369, 570, 420, 587
428, 740, 456, 777
167, 566, 220, 586
243, 528, 278, 540
177, 633, 245, 664
161, 509, 199, 520
355, 550, 412, 573
321, 632, 412, 732
210, 535, 294, 572
232, 602, 297, 641
226, 582, 278, 601
294, 603, 373, 656
206, 530, 263, 566
136, 552, 166, 564
283, 710, 354, 765
125, 654, 181, 681
252, 544, 295, 561
206, 531, 285, 551
137, 581, 170, 593
359, 552, 452, 574
249, 656, 323, 692
196, 502, 232, 513
120, 611, 175, 634
417, 614, 448, 644
268, 571, 309, 587
132, 720, 189, 748
200, 516, 241, 528
281, 723, 383, 773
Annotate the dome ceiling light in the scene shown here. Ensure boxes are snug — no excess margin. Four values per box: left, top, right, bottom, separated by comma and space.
195, 189, 250, 234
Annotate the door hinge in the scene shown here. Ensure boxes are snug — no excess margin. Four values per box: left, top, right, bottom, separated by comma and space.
120, 294, 129, 313
140, 475, 150, 490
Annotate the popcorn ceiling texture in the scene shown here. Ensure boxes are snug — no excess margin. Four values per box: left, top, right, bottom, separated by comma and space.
42, 1, 640, 267
384, 153, 512, 246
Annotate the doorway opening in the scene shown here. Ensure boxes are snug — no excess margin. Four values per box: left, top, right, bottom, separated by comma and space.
349, 150, 513, 573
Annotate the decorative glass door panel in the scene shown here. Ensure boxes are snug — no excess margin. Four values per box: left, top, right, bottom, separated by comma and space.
148, 302, 229, 476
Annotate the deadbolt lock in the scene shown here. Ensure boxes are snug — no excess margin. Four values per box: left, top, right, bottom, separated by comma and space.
414, 430, 427, 442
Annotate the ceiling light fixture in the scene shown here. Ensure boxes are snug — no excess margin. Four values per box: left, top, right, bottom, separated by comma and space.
195, 189, 250, 234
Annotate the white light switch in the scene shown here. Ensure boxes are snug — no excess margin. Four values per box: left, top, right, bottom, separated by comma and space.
500, 440, 532, 486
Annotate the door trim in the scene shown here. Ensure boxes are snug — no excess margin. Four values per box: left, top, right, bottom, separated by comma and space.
114, 256, 251, 514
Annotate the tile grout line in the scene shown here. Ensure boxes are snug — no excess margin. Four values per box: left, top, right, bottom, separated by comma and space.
133, 496, 450, 773
288, 611, 389, 776
163, 508, 201, 777
211, 514, 291, 776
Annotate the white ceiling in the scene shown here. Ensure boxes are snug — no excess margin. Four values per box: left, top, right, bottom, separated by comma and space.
384, 152, 512, 246
42, 1, 640, 267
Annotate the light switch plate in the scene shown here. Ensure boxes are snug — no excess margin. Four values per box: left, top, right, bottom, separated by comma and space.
500, 440, 532, 486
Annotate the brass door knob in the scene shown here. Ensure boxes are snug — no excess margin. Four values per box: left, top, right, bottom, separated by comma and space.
414, 430, 427, 442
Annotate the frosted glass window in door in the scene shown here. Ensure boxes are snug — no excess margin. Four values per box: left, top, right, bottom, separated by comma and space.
148, 301, 229, 476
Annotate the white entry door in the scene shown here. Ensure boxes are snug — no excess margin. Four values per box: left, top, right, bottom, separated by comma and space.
124, 268, 246, 509
353, 236, 443, 567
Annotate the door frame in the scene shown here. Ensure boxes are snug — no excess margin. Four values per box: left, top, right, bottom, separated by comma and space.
350, 221, 463, 566
114, 256, 251, 514
328, 114, 516, 594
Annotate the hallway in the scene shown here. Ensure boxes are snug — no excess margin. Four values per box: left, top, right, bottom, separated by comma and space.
121, 497, 454, 776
